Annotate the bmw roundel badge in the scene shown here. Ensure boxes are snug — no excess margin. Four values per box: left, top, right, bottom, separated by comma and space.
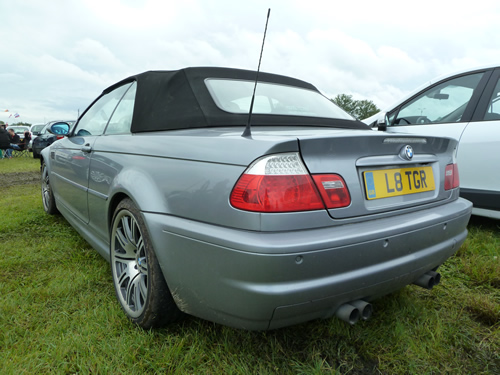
400, 145, 414, 161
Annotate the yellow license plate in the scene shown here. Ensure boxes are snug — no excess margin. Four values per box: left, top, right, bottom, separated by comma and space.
363, 166, 435, 200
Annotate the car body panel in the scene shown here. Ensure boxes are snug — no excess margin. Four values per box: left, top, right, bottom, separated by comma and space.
144, 198, 470, 330
40, 67, 472, 329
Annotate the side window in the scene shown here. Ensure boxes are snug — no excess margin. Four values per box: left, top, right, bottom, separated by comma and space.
105, 82, 137, 135
73, 83, 132, 136
484, 78, 500, 121
391, 73, 484, 126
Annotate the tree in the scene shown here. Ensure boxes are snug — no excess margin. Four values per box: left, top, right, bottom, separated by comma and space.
12, 121, 32, 127
331, 94, 380, 120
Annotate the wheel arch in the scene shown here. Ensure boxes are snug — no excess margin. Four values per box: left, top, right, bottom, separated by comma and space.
39, 154, 47, 172
106, 166, 171, 227
107, 192, 130, 232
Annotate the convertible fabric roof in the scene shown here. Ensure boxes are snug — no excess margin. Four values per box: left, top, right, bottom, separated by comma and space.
102, 67, 370, 133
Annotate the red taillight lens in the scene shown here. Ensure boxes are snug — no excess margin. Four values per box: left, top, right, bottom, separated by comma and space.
230, 174, 325, 212
230, 153, 351, 213
444, 163, 459, 190
312, 174, 351, 209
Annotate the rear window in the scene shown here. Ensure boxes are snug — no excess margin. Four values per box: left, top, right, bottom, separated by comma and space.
205, 79, 354, 120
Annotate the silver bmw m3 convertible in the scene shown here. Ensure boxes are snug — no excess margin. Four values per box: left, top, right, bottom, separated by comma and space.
40, 67, 472, 330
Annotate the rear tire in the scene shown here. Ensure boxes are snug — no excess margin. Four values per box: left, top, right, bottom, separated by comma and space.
41, 162, 59, 215
110, 198, 181, 329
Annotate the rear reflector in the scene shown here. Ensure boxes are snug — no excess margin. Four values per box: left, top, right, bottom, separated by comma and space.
444, 163, 459, 190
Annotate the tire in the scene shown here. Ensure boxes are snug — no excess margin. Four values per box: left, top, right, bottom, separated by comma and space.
41, 162, 59, 215
110, 198, 181, 329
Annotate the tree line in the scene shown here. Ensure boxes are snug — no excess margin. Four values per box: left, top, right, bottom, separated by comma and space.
331, 94, 380, 120
0, 121, 32, 127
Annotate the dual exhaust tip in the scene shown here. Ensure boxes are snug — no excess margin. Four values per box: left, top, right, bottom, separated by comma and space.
335, 300, 373, 325
412, 270, 441, 290
335, 271, 442, 325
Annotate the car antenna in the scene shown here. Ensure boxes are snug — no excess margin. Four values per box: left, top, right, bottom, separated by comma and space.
242, 8, 271, 139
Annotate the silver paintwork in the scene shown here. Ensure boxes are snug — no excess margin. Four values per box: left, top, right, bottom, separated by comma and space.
42, 125, 472, 329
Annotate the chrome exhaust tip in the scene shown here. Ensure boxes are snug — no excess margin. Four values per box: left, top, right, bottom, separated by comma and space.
335, 303, 360, 325
349, 300, 373, 321
413, 271, 442, 290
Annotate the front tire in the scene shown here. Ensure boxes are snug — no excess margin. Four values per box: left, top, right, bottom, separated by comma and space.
41, 161, 59, 215
110, 198, 181, 329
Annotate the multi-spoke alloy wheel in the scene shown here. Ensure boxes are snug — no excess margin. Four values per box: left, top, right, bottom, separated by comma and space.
110, 199, 181, 328
111, 208, 149, 318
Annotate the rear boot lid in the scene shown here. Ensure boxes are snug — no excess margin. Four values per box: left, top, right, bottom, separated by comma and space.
298, 132, 458, 219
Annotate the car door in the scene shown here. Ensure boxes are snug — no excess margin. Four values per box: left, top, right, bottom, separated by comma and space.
382, 68, 500, 217
50, 83, 133, 223
384, 70, 491, 141
87, 81, 137, 243
458, 68, 500, 214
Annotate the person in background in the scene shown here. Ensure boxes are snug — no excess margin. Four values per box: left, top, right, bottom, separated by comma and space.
0, 125, 11, 158
5, 128, 21, 158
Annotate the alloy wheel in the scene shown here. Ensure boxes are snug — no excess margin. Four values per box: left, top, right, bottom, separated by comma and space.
111, 209, 149, 318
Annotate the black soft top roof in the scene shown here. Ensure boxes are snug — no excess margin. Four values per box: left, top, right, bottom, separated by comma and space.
103, 67, 369, 133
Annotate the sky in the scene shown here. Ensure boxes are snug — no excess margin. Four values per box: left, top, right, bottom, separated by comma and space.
2, 0, 500, 125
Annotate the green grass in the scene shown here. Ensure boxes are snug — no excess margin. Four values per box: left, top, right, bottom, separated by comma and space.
0, 158, 498, 374
0, 153, 39, 173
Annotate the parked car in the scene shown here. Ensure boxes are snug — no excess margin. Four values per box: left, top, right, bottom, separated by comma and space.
40, 67, 472, 330
364, 65, 500, 219
32, 120, 75, 158
29, 123, 46, 151
30, 123, 46, 136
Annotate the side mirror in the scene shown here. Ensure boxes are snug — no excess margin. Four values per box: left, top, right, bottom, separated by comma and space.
47, 122, 70, 136
377, 113, 389, 131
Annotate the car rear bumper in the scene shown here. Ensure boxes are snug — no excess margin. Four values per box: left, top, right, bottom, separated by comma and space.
145, 198, 472, 330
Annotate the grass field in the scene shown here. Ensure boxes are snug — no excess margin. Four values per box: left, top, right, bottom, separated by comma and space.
0, 157, 498, 374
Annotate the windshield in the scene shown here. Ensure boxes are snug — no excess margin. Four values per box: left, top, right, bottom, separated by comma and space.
205, 79, 354, 120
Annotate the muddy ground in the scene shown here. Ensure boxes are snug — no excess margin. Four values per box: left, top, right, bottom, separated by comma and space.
0, 171, 41, 188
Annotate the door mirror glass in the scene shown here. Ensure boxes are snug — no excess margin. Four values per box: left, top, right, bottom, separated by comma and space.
47, 122, 70, 135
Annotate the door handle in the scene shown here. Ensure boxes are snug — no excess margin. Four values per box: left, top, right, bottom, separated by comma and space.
81, 144, 92, 153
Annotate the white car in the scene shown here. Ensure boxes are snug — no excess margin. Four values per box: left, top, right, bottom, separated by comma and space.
29, 123, 46, 150
365, 65, 500, 219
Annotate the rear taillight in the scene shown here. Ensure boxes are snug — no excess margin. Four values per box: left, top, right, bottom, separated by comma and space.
312, 174, 351, 209
444, 163, 459, 190
230, 153, 351, 212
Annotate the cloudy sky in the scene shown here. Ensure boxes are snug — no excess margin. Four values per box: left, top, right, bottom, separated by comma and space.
2, 0, 500, 125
